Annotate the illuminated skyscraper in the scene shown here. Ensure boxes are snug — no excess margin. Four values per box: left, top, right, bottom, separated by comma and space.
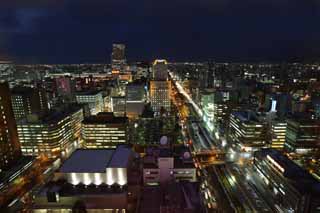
150, 59, 171, 113
150, 81, 171, 113
152, 59, 168, 81
0, 82, 21, 171
111, 43, 126, 73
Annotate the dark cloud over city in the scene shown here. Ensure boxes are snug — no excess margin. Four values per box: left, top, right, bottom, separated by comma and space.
0, 0, 320, 63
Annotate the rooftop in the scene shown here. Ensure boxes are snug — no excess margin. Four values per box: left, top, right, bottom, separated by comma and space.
76, 90, 102, 96
83, 112, 127, 124
233, 111, 259, 123
60, 145, 133, 173
17, 104, 82, 125
255, 149, 320, 196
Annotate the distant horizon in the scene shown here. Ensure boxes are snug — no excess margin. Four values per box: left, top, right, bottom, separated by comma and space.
1, 56, 320, 65
1, 0, 320, 65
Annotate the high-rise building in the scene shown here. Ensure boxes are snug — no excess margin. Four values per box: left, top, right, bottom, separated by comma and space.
17, 105, 83, 158
0, 82, 21, 171
228, 111, 267, 151
111, 43, 126, 73
75, 90, 104, 116
11, 86, 48, 121
150, 81, 171, 113
82, 112, 128, 148
150, 60, 171, 113
125, 83, 146, 118
285, 118, 320, 156
152, 59, 168, 81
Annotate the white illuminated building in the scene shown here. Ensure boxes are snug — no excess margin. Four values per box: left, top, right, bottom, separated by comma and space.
58, 146, 133, 186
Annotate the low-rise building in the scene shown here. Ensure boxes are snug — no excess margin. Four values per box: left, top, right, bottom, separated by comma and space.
143, 146, 196, 185
32, 145, 140, 212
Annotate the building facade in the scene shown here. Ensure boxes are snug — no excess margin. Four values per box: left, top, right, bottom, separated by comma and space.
82, 112, 128, 148
11, 86, 48, 121
0, 82, 21, 171
111, 43, 126, 73
270, 120, 287, 150
17, 106, 83, 158
285, 119, 320, 156
228, 111, 267, 151
150, 81, 171, 113
76, 91, 103, 116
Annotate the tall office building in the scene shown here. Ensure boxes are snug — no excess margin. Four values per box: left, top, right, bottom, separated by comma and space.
82, 112, 128, 148
228, 111, 267, 151
152, 59, 168, 81
111, 43, 126, 73
11, 86, 48, 121
126, 83, 146, 118
17, 105, 83, 158
0, 82, 21, 171
285, 118, 320, 155
150, 59, 171, 113
150, 81, 171, 113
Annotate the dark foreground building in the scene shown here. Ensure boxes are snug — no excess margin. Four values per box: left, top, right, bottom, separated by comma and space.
254, 149, 320, 213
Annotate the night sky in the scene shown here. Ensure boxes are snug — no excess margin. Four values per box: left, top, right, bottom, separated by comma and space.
1, 0, 320, 64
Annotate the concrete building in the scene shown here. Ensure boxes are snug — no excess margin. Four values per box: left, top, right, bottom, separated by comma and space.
32, 145, 139, 212
17, 105, 83, 158
11, 86, 48, 121
82, 112, 128, 148
0, 82, 21, 171
285, 118, 320, 156
270, 119, 287, 150
228, 111, 267, 151
111, 43, 126, 73
125, 83, 146, 118
143, 146, 196, 185
150, 81, 171, 113
111, 96, 126, 117
76, 90, 103, 116
152, 59, 168, 81
150, 59, 171, 114
254, 149, 320, 213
